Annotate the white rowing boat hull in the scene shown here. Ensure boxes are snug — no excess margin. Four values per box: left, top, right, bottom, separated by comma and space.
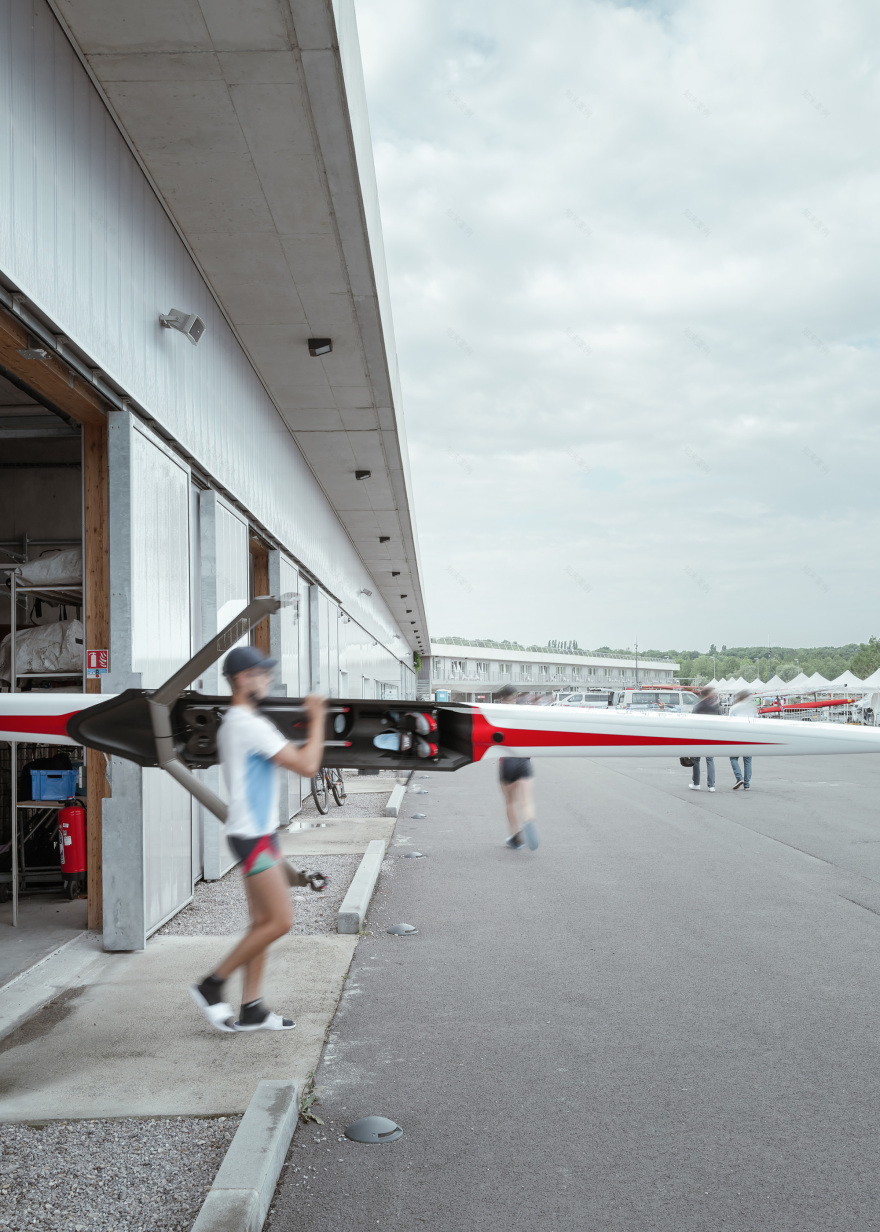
1, 694, 880, 761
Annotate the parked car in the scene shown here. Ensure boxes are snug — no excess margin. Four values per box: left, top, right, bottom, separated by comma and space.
621, 689, 699, 713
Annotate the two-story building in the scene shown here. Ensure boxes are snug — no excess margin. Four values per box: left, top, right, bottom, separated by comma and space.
420, 641, 679, 702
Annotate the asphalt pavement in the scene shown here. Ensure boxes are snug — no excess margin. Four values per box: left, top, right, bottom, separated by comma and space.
268, 752, 880, 1232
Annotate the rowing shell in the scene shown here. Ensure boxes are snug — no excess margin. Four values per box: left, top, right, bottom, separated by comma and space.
2, 693, 880, 768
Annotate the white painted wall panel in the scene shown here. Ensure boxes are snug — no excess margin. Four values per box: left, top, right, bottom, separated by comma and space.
129, 422, 193, 933
0, 0, 412, 667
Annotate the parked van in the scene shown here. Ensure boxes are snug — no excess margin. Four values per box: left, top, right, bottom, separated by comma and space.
622, 689, 699, 713
553, 690, 622, 708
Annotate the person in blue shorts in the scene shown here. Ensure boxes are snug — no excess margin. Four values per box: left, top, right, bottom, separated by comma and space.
190, 646, 325, 1033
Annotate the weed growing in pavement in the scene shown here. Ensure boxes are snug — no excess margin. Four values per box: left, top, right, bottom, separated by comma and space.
299, 1074, 324, 1126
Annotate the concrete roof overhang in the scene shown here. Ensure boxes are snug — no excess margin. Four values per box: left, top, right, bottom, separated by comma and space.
52, 0, 427, 653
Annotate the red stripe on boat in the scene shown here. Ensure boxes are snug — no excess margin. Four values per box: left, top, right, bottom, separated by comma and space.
470, 712, 778, 760
0, 712, 79, 738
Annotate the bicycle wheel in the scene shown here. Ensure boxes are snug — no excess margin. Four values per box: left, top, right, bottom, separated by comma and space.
328, 768, 347, 807
311, 770, 330, 815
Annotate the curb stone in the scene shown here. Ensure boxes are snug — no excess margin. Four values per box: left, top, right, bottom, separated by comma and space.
385, 783, 406, 817
191, 1079, 298, 1232
337, 840, 386, 934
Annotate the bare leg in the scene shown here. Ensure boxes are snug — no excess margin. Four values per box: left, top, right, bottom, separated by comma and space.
500, 780, 523, 836
213, 864, 292, 1001
519, 777, 535, 823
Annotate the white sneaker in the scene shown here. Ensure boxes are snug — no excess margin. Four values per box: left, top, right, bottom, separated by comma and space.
708, 787, 716, 792
688, 783, 701, 791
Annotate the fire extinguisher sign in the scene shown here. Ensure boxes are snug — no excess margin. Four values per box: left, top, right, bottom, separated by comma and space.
87, 649, 109, 678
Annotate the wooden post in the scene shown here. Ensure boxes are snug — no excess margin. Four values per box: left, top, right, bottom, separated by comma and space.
250, 538, 271, 656
83, 421, 109, 931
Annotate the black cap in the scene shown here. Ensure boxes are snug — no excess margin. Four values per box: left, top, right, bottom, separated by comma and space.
223, 646, 278, 678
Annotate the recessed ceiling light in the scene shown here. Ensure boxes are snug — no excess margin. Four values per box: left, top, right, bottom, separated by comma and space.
355, 470, 371, 480
308, 338, 332, 356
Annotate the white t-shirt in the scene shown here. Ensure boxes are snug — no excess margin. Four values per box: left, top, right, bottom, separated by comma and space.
729, 699, 758, 718
217, 705, 288, 839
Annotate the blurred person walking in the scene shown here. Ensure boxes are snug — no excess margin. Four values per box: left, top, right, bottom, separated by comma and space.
190, 646, 326, 1033
689, 684, 722, 792
495, 684, 539, 851
728, 689, 757, 790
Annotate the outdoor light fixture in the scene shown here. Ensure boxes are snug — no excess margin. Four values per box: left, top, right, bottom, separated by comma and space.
308, 338, 332, 356
379, 536, 390, 543
355, 470, 371, 480
360, 588, 372, 596
160, 309, 206, 345
406, 609, 412, 614
400, 594, 407, 598
392, 571, 400, 577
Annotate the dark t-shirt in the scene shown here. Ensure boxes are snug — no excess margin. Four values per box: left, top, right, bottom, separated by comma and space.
692, 698, 722, 716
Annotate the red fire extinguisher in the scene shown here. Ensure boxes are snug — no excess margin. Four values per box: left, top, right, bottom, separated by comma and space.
58, 804, 86, 899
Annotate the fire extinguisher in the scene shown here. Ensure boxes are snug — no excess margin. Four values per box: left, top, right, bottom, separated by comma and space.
58, 804, 86, 900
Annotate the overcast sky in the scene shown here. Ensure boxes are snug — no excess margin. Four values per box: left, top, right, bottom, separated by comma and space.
355, 0, 880, 652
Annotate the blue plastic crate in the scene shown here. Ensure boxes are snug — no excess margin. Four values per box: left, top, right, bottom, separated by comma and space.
30, 769, 78, 800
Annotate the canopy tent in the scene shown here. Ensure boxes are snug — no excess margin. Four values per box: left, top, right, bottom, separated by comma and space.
807, 672, 831, 689
781, 672, 812, 692
859, 667, 880, 688
827, 670, 864, 691
764, 675, 787, 691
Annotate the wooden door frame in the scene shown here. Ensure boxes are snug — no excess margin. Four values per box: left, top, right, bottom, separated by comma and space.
1, 304, 109, 930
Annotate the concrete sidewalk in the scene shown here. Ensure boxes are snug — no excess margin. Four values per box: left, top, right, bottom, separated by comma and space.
0, 934, 357, 1121
0, 794, 405, 1124
282, 816, 396, 857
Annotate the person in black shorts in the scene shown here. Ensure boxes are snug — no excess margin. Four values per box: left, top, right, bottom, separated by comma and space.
495, 685, 539, 850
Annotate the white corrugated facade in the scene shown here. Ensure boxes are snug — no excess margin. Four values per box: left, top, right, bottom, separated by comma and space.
0, 0, 420, 948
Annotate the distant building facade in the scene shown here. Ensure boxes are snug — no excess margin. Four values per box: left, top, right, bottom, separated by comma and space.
419, 641, 679, 702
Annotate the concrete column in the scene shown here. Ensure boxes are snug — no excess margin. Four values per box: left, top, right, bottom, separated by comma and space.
309, 583, 322, 693
102, 411, 145, 951
199, 490, 232, 879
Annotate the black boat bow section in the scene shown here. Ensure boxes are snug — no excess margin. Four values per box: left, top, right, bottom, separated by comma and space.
67, 692, 477, 773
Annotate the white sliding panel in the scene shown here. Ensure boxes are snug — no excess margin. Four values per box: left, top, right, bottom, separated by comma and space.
200, 493, 249, 877
130, 422, 193, 934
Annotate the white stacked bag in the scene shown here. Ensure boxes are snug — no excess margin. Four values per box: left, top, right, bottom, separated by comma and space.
0, 620, 84, 683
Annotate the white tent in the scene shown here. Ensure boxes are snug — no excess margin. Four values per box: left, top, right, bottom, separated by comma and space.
827, 670, 863, 691
745, 677, 762, 690
764, 675, 787, 691
859, 667, 880, 688
806, 672, 830, 689
782, 672, 811, 693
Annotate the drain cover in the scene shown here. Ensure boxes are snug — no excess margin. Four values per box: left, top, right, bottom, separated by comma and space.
403, 851, 424, 859
345, 1116, 403, 1144
411, 812, 426, 818
387, 923, 418, 935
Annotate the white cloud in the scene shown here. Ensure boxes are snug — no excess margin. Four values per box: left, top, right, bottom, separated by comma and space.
356, 0, 880, 650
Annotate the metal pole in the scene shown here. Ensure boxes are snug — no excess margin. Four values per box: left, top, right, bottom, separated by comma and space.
9, 570, 17, 923
10, 739, 17, 927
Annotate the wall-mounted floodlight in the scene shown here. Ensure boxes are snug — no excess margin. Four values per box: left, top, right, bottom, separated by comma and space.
400, 594, 407, 598
379, 536, 390, 543
360, 588, 372, 597
160, 309, 206, 345
392, 571, 400, 577
308, 338, 332, 356
355, 470, 371, 480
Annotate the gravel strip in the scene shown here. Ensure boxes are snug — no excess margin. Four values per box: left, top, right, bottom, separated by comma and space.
158, 853, 363, 937
0, 1115, 241, 1232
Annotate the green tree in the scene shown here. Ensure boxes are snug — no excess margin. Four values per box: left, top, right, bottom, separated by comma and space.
850, 636, 880, 679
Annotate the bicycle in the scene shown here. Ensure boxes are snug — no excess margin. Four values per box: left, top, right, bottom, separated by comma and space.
311, 766, 347, 814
